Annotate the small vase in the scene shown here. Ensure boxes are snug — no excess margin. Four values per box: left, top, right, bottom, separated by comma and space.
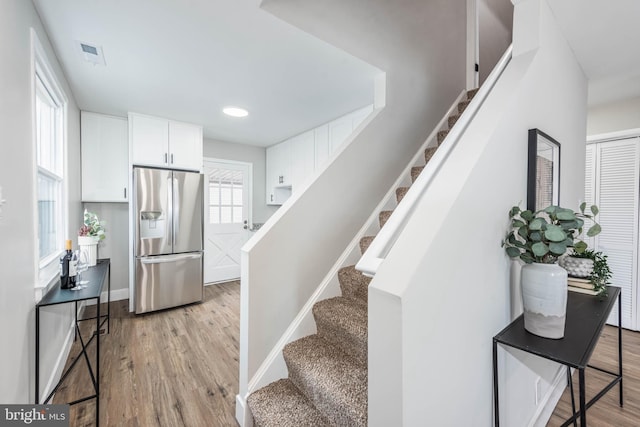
521, 262, 568, 339
78, 235, 99, 266
559, 256, 594, 278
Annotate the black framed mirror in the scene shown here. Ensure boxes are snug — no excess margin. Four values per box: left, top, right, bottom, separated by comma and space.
527, 128, 560, 212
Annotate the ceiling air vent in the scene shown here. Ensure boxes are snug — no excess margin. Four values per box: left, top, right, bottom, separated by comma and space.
75, 41, 106, 66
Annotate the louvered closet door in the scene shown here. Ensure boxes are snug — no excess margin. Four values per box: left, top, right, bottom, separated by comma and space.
589, 137, 640, 329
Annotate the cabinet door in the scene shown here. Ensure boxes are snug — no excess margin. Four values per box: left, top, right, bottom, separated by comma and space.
81, 112, 129, 202
351, 104, 373, 129
169, 121, 203, 171
266, 141, 293, 205
291, 131, 315, 194
314, 125, 330, 171
130, 113, 169, 167
329, 117, 353, 153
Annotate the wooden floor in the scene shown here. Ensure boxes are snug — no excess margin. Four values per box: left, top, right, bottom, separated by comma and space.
54, 282, 640, 427
548, 326, 640, 426
53, 281, 241, 427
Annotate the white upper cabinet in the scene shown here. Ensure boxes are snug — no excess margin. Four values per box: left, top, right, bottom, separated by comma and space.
130, 113, 169, 167
129, 113, 202, 171
265, 104, 373, 205
169, 121, 203, 171
291, 131, 315, 194
266, 140, 292, 205
314, 125, 330, 170
81, 111, 129, 202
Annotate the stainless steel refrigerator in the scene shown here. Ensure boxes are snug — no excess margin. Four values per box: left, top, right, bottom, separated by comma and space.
134, 167, 204, 314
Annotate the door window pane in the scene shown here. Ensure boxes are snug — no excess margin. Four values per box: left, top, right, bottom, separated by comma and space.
208, 167, 244, 224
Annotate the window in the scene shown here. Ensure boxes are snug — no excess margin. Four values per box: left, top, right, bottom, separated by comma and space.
32, 29, 67, 279
208, 168, 243, 224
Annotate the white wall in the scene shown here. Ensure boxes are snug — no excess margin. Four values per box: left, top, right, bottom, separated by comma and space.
203, 138, 277, 224
0, 0, 82, 403
369, 0, 587, 425
83, 203, 129, 294
479, 0, 513, 84
238, 0, 467, 418
587, 96, 640, 136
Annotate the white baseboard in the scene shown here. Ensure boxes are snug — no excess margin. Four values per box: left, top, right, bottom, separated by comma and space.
39, 313, 77, 403
529, 366, 567, 427
236, 394, 254, 427
205, 278, 240, 286
85, 287, 129, 305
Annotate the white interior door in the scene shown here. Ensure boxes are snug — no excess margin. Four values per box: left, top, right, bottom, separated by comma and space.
587, 137, 640, 329
203, 159, 251, 284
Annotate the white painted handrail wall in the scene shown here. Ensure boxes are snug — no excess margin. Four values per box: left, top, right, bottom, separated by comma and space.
355, 45, 513, 277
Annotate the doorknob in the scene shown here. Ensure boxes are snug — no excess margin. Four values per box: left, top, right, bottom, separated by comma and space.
243, 220, 248, 230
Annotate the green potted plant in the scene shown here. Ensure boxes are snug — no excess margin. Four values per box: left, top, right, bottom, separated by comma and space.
78, 210, 105, 266
502, 203, 601, 339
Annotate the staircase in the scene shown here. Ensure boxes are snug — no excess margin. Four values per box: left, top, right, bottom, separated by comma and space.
246, 88, 479, 427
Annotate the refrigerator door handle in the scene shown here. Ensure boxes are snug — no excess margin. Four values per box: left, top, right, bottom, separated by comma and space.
140, 253, 202, 264
173, 177, 179, 246
167, 175, 173, 248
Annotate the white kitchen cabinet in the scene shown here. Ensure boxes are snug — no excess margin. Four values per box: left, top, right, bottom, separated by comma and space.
329, 119, 352, 153
129, 113, 203, 171
81, 111, 129, 202
266, 140, 292, 205
328, 104, 374, 154
266, 104, 373, 205
314, 125, 330, 170
169, 121, 203, 171
291, 131, 315, 194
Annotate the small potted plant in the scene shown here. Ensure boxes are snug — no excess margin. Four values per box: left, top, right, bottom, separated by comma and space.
502, 203, 601, 339
78, 210, 105, 266
565, 249, 611, 297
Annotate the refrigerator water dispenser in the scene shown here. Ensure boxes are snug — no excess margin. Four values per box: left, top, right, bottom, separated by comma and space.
140, 211, 165, 239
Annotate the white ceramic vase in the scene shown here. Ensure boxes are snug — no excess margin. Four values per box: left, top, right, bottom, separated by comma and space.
521, 262, 568, 339
78, 235, 99, 266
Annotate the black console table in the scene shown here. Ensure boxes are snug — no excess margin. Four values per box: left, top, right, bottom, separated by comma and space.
35, 259, 110, 426
493, 286, 622, 427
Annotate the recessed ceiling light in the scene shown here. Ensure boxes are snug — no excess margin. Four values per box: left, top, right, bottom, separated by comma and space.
223, 107, 249, 118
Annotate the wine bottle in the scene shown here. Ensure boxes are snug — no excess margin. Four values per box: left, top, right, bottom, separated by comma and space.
60, 239, 73, 289
69, 250, 78, 288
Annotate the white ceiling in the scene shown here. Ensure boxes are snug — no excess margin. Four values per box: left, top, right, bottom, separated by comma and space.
33, 0, 640, 148
547, 0, 640, 107
32, 0, 378, 147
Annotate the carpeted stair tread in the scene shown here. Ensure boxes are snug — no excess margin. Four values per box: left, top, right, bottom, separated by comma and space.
284, 335, 367, 426
396, 187, 409, 203
411, 166, 424, 183
447, 114, 460, 129
379, 210, 393, 228
313, 297, 367, 364
425, 146, 438, 164
359, 236, 375, 254
457, 99, 471, 114
437, 129, 449, 145
338, 265, 370, 303
467, 88, 479, 99
248, 379, 331, 427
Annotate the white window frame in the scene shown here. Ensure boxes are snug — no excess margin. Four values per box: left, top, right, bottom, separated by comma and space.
31, 28, 69, 293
